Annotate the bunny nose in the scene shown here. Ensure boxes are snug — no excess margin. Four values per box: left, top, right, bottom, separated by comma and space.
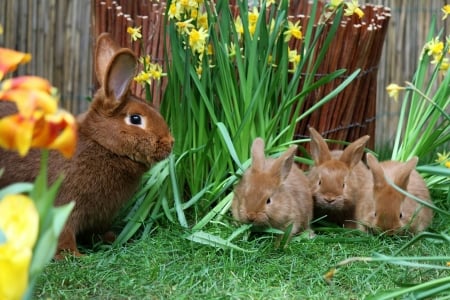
324, 197, 335, 203
247, 213, 256, 222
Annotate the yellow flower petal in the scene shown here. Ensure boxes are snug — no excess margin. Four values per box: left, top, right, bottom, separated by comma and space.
0, 244, 32, 300
0, 48, 32, 80
0, 114, 34, 156
386, 83, 404, 102
0, 194, 39, 249
32, 110, 77, 158
1, 76, 52, 93
0, 89, 58, 117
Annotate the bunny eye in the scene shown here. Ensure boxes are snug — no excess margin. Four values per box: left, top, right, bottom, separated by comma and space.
266, 198, 272, 205
125, 114, 146, 129
130, 114, 142, 125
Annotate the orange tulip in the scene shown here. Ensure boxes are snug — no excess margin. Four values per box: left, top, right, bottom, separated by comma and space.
0, 113, 34, 156
0, 48, 31, 80
1, 76, 52, 93
32, 111, 77, 158
0, 89, 57, 117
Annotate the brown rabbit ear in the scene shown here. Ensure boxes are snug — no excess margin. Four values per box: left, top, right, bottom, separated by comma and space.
366, 153, 386, 189
95, 33, 137, 101
339, 135, 370, 169
309, 127, 331, 165
271, 145, 297, 181
251, 138, 266, 171
393, 156, 418, 190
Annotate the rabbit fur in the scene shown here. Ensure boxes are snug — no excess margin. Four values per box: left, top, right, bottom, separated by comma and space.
231, 138, 313, 238
307, 127, 372, 228
0, 33, 174, 257
356, 153, 433, 234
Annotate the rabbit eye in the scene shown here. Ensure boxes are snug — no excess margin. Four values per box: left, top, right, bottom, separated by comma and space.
130, 114, 142, 125
125, 114, 146, 129
266, 198, 272, 205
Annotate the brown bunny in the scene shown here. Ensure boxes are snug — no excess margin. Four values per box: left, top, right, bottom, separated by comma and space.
231, 138, 313, 239
307, 127, 372, 228
356, 153, 433, 234
0, 33, 174, 257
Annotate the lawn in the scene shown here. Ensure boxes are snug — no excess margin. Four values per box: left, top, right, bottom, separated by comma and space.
35, 202, 450, 299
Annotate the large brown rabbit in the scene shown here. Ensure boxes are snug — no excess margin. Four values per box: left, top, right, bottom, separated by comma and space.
356, 153, 433, 234
0, 33, 174, 257
307, 127, 372, 228
231, 138, 313, 239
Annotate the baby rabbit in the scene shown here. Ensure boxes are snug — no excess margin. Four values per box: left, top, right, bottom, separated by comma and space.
307, 127, 372, 228
357, 153, 433, 234
231, 138, 313, 239
0, 33, 174, 257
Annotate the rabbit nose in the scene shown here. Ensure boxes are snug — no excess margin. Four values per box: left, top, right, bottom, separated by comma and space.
323, 196, 335, 203
247, 213, 256, 222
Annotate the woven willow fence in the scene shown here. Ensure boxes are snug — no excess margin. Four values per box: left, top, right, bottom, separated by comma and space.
0, 0, 448, 146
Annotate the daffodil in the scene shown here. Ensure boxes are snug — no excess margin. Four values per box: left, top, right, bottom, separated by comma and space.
386, 83, 405, 102
442, 4, 450, 20
436, 151, 450, 163
288, 48, 301, 71
148, 63, 166, 81
175, 19, 195, 35
284, 20, 302, 42
344, 0, 364, 18
431, 54, 449, 72
127, 26, 142, 42
168, 2, 182, 20
189, 27, 208, 54
234, 16, 244, 39
248, 6, 259, 26
197, 12, 208, 30
0, 194, 39, 300
425, 37, 444, 57
0, 48, 31, 81
329, 0, 344, 10
445, 162, 450, 169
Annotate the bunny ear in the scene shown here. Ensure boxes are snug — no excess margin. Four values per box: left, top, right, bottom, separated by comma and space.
393, 156, 418, 190
366, 153, 386, 189
95, 33, 137, 102
308, 127, 331, 165
340, 135, 370, 169
271, 145, 297, 181
251, 138, 266, 171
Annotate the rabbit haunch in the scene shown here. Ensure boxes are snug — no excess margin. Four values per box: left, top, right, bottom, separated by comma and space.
0, 33, 174, 258
231, 138, 313, 237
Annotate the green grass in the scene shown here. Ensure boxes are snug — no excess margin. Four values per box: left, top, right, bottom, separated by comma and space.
34, 208, 450, 299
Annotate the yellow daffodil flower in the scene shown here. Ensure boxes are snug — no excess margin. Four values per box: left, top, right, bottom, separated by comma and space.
0, 48, 32, 81
189, 27, 208, 54
445, 162, 450, 168
425, 37, 444, 57
127, 26, 142, 42
284, 20, 302, 42
248, 6, 259, 26
344, 0, 364, 18
386, 83, 405, 102
168, 2, 182, 20
330, 0, 344, 10
197, 12, 208, 30
175, 19, 195, 35
234, 16, 244, 39
288, 48, 301, 71
436, 151, 450, 163
442, 4, 450, 20
0, 194, 39, 300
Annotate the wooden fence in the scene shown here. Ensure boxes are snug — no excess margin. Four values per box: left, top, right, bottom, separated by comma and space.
0, 0, 448, 147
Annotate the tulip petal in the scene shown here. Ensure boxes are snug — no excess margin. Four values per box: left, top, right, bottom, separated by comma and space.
0, 114, 34, 156
1, 76, 52, 93
0, 244, 32, 300
0, 89, 58, 116
0, 48, 31, 80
